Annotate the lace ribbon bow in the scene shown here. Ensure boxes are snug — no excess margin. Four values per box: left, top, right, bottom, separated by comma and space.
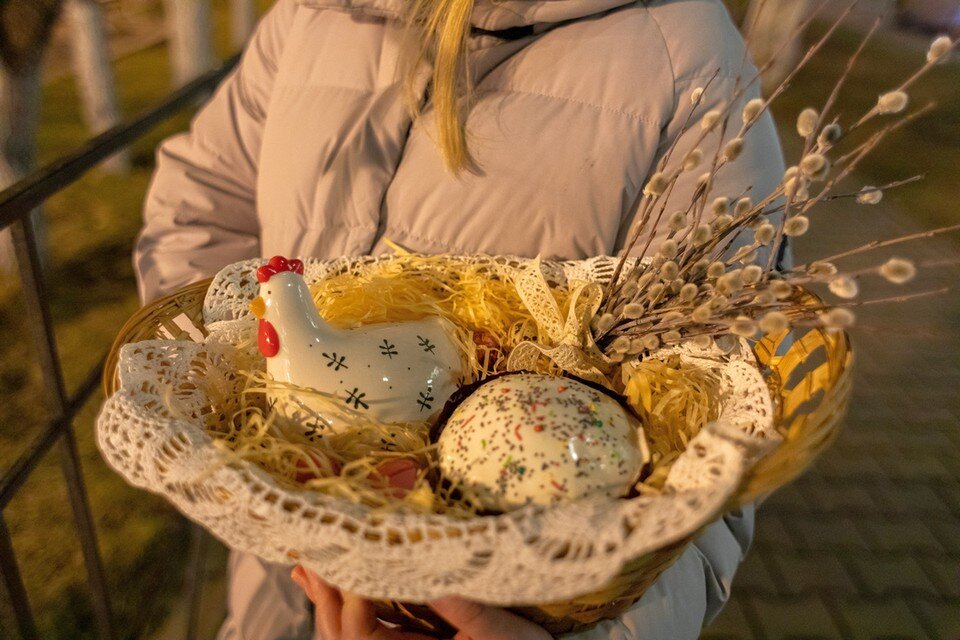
505, 258, 615, 385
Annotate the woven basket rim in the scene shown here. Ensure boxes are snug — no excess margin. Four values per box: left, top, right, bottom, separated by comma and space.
100, 258, 853, 633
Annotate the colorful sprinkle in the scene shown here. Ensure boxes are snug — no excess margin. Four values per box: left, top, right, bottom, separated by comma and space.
436, 373, 646, 511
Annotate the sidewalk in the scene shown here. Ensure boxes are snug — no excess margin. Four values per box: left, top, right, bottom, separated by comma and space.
702, 181, 960, 638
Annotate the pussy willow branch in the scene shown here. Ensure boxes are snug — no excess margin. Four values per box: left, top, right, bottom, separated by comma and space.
816, 16, 881, 141
834, 102, 936, 170
606, 0, 834, 301
802, 223, 960, 268
699, 1, 859, 274
658, 71, 720, 171
793, 104, 935, 221
765, 3, 868, 272
609, 285, 950, 345
604, 73, 728, 311
811, 176, 924, 205
753, 0, 857, 154
599, 1, 954, 353
679, 184, 787, 274
851, 36, 960, 131
916, 257, 960, 269
808, 287, 952, 310
748, 176, 923, 225
604, 70, 722, 304
618, 0, 846, 286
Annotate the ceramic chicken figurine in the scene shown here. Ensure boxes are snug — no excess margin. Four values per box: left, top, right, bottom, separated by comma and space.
249, 256, 468, 432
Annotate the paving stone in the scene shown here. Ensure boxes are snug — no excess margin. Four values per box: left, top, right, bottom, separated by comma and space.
857, 518, 945, 553
834, 597, 932, 640
768, 553, 859, 596
883, 430, 955, 454
874, 481, 954, 515
701, 597, 755, 640
892, 451, 955, 482
719, 116, 959, 636
831, 425, 900, 449
934, 451, 960, 477
813, 453, 890, 480
753, 512, 805, 551
864, 371, 951, 388
829, 432, 899, 458
936, 482, 960, 515
846, 407, 904, 427
946, 425, 960, 451
765, 483, 817, 513
747, 593, 843, 640
881, 407, 959, 434
904, 408, 957, 432
916, 558, 960, 600
851, 554, 940, 597
926, 516, 960, 554
913, 597, 960, 640
734, 551, 783, 593
795, 476, 880, 513
908, 384, 960, 402
865, 450, 936, 482
789, 517, 874, 553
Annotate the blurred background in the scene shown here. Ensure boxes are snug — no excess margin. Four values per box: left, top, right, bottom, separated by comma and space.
0, 0, 956, 638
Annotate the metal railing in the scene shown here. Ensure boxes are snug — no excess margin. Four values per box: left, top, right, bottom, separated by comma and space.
0, 53, 240, 640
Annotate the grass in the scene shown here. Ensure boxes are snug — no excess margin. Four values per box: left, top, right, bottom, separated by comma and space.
0, 2, 267, 637
0, 7, 957, 639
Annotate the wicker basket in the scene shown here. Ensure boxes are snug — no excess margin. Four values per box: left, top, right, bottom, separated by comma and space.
103, 279, 853, 636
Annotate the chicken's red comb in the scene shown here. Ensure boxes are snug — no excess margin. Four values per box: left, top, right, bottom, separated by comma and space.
257, 256, 305, 283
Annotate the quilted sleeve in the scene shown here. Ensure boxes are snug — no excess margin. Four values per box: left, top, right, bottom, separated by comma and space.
134, 0, 297, 303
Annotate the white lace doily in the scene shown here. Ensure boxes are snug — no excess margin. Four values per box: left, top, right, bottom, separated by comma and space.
97, 255, 779, 604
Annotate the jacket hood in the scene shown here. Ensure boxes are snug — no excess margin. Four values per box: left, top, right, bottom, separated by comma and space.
296, 0, 639, 30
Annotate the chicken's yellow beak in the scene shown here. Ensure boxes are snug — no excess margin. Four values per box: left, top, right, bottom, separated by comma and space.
249, 296, 266, 319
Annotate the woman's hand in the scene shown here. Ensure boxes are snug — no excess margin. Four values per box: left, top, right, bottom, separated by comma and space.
291, 566, 552, 640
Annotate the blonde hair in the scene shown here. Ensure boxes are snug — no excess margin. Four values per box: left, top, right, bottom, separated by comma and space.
400, 0, 477, 173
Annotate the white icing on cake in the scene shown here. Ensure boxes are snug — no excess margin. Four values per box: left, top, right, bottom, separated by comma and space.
438, 373, 649, 511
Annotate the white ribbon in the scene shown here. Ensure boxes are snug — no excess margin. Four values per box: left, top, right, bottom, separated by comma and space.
505, 257, 615, 385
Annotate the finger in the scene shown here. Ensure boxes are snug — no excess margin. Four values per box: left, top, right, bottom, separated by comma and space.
341, 594, 437, 640
290, 565, 307, 591
304, 571, 343, 639
341, 593, 381, 639
430, 597, 550, 640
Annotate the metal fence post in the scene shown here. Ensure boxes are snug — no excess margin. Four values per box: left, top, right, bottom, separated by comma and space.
0, 513, 39, 640
10, 216, 115, 640
0, 54, 240, 640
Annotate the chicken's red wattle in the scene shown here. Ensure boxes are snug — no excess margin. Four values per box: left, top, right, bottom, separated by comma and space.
258, 319, 280, 357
